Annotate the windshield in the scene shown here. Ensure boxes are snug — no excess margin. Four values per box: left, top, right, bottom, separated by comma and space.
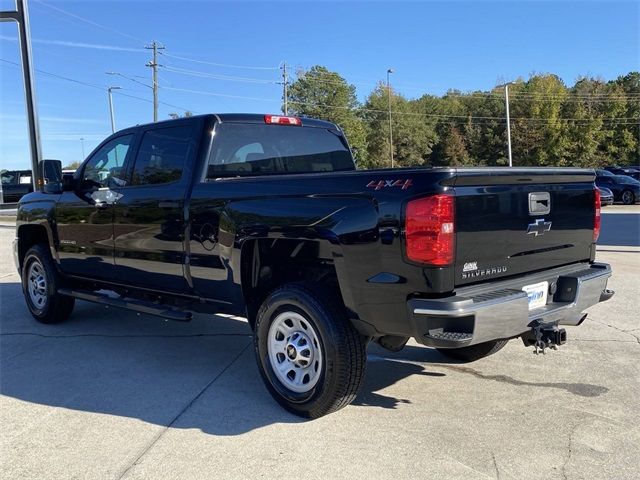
615, 175, 640, 185
597, 170, 615, 177
206, 123, 355, 178
1, 171, 30, 185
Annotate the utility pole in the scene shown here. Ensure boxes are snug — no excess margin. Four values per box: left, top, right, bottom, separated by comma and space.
504, 83, 513, 167
80, 138, 85, 159
1, 0, 42, 190
387, 68, 395, 168
107, 86, 121, 133
281, 62, 288, 115
145, 40, 164, 122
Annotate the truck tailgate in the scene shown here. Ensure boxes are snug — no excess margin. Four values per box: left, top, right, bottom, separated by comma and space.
452, 169, 596, 287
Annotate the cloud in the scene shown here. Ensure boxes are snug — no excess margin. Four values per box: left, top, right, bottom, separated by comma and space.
0, 113, 104, 125
0, 35, 144, 53
1, 134, 108, 142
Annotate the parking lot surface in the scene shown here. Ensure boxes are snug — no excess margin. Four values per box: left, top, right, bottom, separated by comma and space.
1, 209, 638, 480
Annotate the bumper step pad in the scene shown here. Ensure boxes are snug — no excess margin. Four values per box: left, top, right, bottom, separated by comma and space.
424, 330, 473, 343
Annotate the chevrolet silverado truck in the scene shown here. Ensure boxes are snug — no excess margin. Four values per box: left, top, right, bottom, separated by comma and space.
14, 114, 614, 418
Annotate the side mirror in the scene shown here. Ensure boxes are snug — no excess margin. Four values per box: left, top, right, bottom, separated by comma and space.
39, 159, 63, 194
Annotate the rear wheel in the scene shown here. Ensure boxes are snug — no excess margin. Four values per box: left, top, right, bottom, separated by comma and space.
621, 189, 635, 205
254, 283, 366, 418
22, 244, 75, 324
436, 339, 509, 363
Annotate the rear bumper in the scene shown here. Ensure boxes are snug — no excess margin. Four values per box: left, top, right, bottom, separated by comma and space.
408, 262, 612, 348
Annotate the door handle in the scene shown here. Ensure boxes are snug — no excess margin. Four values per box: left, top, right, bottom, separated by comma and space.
158, 201, 180, 209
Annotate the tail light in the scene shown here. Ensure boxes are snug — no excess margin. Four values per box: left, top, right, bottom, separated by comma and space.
593, 187, 601, 242
405, 194, 455, 266
264, 114, 301, 126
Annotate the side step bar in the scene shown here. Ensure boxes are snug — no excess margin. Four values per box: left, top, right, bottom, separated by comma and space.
58, 288, 192, 322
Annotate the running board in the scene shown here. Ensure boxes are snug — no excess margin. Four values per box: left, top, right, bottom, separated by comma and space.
58, 288, 192, 322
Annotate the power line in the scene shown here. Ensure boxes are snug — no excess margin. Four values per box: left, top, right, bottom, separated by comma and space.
162, 65, 278, 84
113, 90, 199, 114
1, 57, 634, 125
0, 58, 195, 114
162, 86, 278, 102
160, 51, 279, 71
32, 0, 145, 44
158, 82, 638, 122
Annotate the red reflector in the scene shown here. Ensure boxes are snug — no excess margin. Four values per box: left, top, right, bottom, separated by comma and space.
405, 194, 455, 266
264, 114, 302, 126
594, 187, 601, 242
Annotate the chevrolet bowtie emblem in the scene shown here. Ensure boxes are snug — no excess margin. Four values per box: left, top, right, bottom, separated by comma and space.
527, 219, 552, 236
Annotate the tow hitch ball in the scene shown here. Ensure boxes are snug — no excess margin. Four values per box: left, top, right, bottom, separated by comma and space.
521, 322, 567, 355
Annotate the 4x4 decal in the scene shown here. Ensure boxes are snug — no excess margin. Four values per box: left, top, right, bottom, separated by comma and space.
366, 179, 413, 191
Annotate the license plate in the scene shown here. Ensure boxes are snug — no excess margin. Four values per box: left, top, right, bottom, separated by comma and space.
522, 281, 549, 310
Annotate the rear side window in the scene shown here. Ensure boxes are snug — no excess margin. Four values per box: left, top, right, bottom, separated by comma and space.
206, 123, 354, 178
131, 125, 194, 185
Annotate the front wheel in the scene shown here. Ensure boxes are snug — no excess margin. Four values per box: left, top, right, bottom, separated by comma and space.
22, 244, 75, 324
436, 339, 509, 363
254, 283, 366, 418
621, 189, 636, 205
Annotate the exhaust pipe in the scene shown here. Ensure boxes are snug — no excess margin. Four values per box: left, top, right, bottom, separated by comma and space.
600, 289, 615, 302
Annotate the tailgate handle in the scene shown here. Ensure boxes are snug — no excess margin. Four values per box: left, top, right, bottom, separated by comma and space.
529, 192, 550, 215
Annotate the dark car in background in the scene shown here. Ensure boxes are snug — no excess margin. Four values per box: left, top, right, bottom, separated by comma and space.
605, 166, 640, 181
1, 170, 33, 203
595, 170, 640, 205
597, 187, 614, 206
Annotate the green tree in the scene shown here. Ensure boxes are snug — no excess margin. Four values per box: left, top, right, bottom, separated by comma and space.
287, 66, 368, 165
610, 72, 639, 165
62, 161, 81, 170
509, 75, 572, 166
362, 85, 437, 168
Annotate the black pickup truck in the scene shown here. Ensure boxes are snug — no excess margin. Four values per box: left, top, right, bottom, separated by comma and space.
14, 114, 613, 418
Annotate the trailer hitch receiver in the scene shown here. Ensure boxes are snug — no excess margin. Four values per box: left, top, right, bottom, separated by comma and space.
522, 321, 567, 355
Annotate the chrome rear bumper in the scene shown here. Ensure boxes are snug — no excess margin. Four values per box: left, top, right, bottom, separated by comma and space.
408, 263, 612, 348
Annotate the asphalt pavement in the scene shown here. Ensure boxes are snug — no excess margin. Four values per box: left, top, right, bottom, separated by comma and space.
0, 208, 638, 480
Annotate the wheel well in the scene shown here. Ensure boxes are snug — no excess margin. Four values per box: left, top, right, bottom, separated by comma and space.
17, 224, 49, 271
241, 239, 341, 329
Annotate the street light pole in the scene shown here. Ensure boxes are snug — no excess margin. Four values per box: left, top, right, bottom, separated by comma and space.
1, 0, 42, 190
387, 68, 394, 168
504, 83, 513, 167
107, 86, 121, 134
80, 137, 85, 159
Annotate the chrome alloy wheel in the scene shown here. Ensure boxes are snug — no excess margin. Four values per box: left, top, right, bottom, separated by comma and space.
27, 259, 48, 310
267, 311, 323, 393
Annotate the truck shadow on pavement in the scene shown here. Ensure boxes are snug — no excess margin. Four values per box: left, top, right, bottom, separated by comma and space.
372, 344, 609, 398
0, 280, 608, 436
1, 280, 449, 435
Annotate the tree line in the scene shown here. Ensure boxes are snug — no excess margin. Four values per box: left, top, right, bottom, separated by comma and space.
287, 66, 639, 169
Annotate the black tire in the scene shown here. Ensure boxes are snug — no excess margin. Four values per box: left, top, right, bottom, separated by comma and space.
21, 244, 75, 324
436, 339, 509, 363
254, 282, 366, 418
621, 189, 635, 205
